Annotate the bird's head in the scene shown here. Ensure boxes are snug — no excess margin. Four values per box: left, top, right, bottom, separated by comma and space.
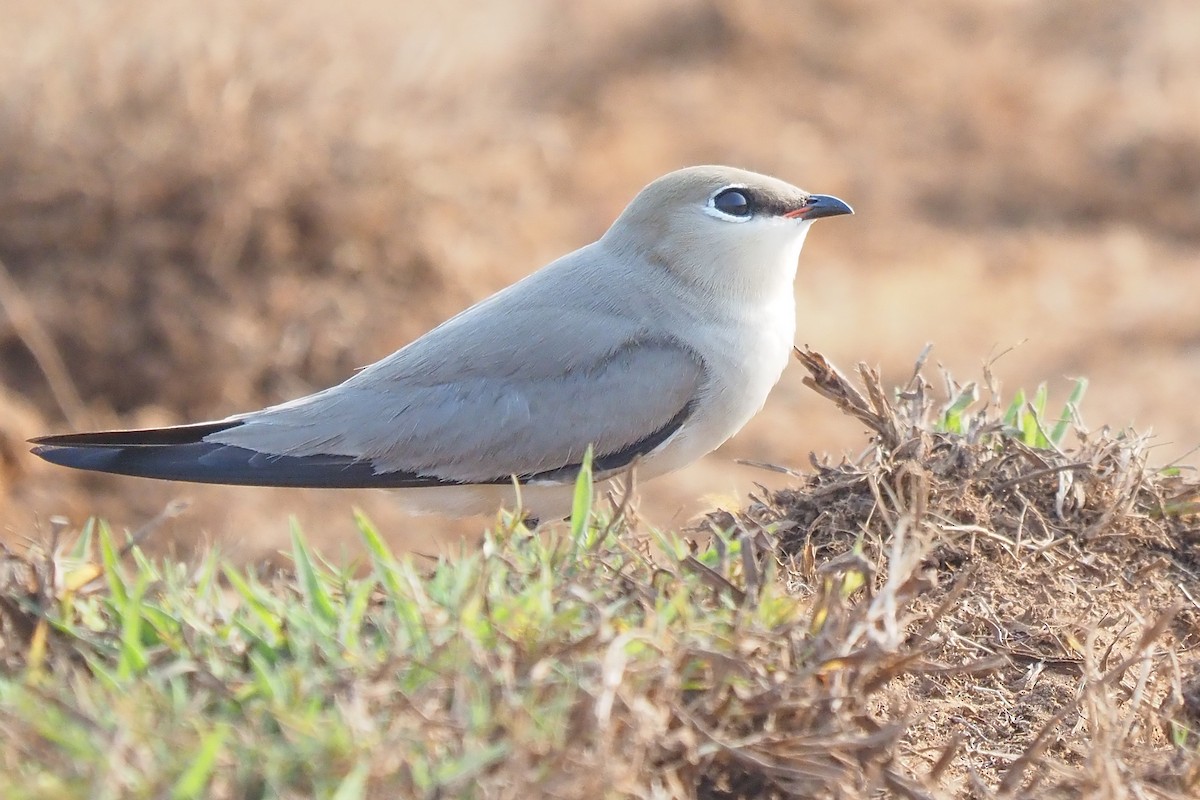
601, 165, 852, 300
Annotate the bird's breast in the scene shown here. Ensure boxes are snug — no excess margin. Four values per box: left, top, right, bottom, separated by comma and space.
634, 293, 795, 478
712, 295, 795, 412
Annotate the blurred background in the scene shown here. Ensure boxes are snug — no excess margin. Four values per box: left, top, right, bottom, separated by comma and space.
1, 0, 1198, 560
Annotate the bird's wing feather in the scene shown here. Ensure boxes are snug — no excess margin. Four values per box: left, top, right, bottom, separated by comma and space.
207, 248, 705, 484
32, 250, 706, 488
209, 331, 703, 484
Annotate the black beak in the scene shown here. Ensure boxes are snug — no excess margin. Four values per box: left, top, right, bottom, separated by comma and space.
784, 194, 854, 220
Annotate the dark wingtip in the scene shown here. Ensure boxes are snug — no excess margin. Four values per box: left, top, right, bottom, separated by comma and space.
27, 420, 244, 449
28, 438, 457, 489
25, 415, 442, 488
29, 444, 91, 469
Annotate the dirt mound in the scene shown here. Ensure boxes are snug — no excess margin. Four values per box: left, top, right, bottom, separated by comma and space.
712, 349, 1200, 794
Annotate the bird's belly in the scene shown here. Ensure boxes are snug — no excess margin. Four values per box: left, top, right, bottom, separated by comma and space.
393, 482, 578, 520
635, 313, 793, 479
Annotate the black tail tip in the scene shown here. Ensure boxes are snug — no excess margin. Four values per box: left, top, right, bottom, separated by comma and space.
28, 444, 87, 468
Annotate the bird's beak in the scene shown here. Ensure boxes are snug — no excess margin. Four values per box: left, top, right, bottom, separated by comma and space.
784, 194, 854, 220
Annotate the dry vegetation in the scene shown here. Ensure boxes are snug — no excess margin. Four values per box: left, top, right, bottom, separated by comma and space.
2, 349, 1198, 797
747, 350, 1200, 795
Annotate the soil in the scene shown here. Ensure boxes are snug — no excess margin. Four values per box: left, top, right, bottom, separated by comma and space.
2, 0, 1198, 561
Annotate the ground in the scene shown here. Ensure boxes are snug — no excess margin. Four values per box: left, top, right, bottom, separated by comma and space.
2, 0, 1199, 559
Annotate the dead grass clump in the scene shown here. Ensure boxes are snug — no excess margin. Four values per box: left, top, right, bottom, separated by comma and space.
727, 348, 1200, 795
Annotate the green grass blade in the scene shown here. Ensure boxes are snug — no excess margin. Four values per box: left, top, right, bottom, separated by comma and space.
97, 523, 129, 606
356, 510, 407, 602
1024, 383, 1048, 446
170, 723, 228, 799
1021, 402, 1039, 446
1065, 376, 1088, 409
433, 742, 509, 788
330, 761, 371, 800
192, 548, 221, 605
938, 382, 977, 434
1002, 388, 1026, 431
340, 579, 375, 654
355, 510, 392, 563
68, 518, 96, 560
116, 573, 150, 679
290, 520, 338, 624
569, 445, 594, 542
222, 566, 283, 644
1049, 377, 1088, 446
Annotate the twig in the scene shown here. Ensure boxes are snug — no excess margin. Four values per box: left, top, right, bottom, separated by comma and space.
0, 256, 89, 427
993, 462, 1091, 492
118, 499, 193, 558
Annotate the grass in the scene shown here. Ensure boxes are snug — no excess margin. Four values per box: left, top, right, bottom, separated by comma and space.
3, 349, 1200, 798
0, 486, 902, 797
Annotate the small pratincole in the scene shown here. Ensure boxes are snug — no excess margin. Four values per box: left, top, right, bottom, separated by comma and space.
31, 166, 852, 518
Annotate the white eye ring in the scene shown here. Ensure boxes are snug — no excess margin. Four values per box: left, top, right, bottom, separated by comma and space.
704, 185, 754, 222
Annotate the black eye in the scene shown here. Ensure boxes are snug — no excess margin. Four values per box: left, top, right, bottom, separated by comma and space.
712, 188, 753, 217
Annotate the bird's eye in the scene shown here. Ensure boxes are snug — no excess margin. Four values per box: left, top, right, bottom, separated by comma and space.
712, 188, 753, 218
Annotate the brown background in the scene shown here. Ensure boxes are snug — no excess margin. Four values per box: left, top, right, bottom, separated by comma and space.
1, 0, 1197, 561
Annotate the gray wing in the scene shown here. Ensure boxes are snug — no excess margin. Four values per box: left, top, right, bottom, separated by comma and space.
203, 259, 705, 484
29, 244, 705, 488
207, 334, 702, 484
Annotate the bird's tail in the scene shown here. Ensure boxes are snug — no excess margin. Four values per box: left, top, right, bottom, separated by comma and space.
28, 420, 430, 488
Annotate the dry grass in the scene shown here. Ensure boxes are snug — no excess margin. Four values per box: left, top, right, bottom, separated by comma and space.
731, 349, 1200, 795
2, 349, 1198, 797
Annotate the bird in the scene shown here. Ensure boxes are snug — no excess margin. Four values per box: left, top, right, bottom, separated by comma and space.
30, 165, 852, 519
